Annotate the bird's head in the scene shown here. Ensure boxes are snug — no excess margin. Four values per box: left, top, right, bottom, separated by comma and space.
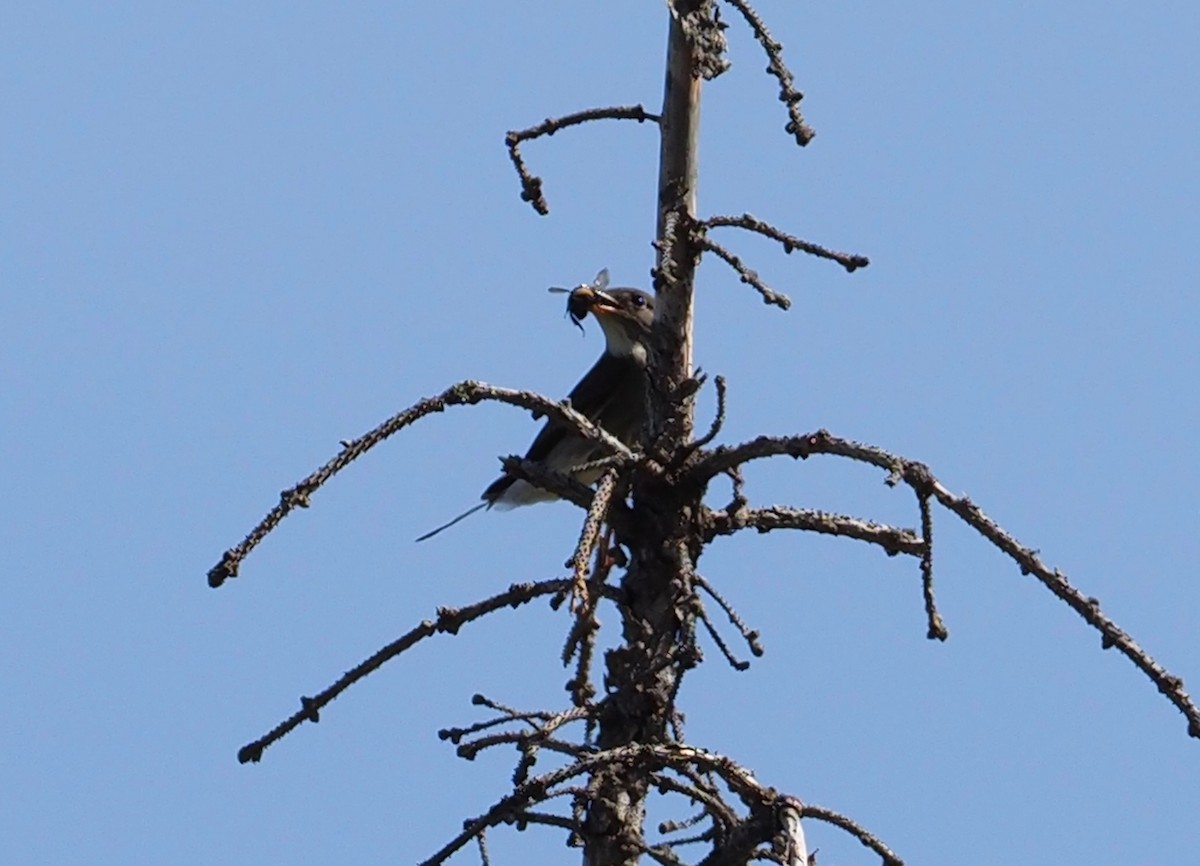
568, 286, 654, 364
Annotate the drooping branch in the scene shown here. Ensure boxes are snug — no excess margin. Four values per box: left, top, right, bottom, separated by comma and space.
917, 491, 948, 641
693, 234, 791, 309
208, 381, 637, 588
720, 0, 814, 147
505, 105, 660, 214
692, 429, 1200, 737
693, 594, 751, 671
800, 803, 903, 866
926, 470, 1200, 738
693, 572, 763, 660
236, 578, 607, 764
692, 374, 728, 450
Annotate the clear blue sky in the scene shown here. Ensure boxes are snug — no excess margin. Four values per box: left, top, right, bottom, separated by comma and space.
4, 3, 1198, 864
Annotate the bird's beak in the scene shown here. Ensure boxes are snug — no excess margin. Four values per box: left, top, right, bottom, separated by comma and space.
569, 287, 622, 318
566, 286, 621, 323
588, 290, 624, 317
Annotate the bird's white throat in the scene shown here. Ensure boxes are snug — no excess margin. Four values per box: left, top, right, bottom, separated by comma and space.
599, 317, 649, 365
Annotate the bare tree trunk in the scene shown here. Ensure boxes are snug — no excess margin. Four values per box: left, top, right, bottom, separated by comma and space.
582, 5, 709, 866
652, 2, 703, 425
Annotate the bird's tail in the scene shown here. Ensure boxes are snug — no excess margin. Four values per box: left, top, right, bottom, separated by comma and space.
415, 502, 489, 542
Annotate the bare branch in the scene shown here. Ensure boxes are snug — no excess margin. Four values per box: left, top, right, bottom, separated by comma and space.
720, 0, 814, 146
657, 807, 712, 837
517, 809, 580, 833
921, 469, 1200, 739
694, 429, 1200, 737
505, 105, 660, 214
475, 829, 490, 866
693, 429, 905, 481
800, 803, 903, 866
917, 491, 948, 641
694, 234, 791, 309
441, 697, 589, 746
236, 579, 577, 764
693, 374, 728, 450
439, 699, 552, 745
704, 504, 923, 559
208, 380, 636, 588
652, 771, 739, 833
566, 612, 600, 709
695, 599, 750, 671
703, 212, 870, 272
456, 729, 586, 766
567, 468, 620, 612
694, 573, 763, 659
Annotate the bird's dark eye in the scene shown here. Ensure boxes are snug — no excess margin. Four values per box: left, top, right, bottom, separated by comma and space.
632, 295, 646, 308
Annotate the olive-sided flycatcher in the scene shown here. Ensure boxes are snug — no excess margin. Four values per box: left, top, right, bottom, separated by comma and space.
417, 278, 653, 540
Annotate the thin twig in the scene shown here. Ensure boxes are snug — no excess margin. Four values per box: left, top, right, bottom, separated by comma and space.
724, 465, 749, 514
720, 0, 814, 146
515, 810, 580, 833
439, 700, 553, 746
694, 573, 763, 658
652, 771, 739, 833
703, 213, 870, 272
693, 374, 728, 450
475, 829, 490, 866
567, 469, 620, 614
917, 491, 948, 641
455, 730, 585, 765
695, 601, 750, 671
694, 234, 792, 309
562, 471, 620, 708
658, 808, 709, 835
655, 828, 717, 849
448, 702, 593, 757
505, 105, 659, 214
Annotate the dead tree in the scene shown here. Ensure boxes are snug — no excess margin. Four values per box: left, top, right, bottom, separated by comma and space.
208, 3, 1199, 864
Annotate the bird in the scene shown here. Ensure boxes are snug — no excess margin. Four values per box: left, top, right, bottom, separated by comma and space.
417, 272, 654, 541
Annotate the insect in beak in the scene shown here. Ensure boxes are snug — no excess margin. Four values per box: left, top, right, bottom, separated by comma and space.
548, 268, 610, 335
547, 285, 588, 333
